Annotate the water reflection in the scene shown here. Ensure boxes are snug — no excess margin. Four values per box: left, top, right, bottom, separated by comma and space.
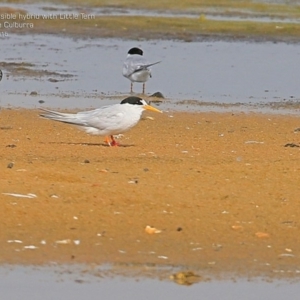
1, 264, 300, 300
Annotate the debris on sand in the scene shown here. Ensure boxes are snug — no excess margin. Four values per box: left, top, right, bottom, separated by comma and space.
2, 193, 37, 198
255, 232, 270, 239
145, 225, 162, 234
170, 271, 202, 286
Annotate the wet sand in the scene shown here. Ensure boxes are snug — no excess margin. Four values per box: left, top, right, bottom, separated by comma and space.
1, 108, 300, 279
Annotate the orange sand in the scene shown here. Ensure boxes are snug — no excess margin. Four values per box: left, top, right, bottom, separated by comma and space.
1, 109, 300, 279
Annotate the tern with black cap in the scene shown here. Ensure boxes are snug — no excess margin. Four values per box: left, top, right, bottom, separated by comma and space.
40, 96, 162, 146
122, 47, 161, 94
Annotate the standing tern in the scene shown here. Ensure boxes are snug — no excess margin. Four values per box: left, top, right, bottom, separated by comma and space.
122, 47, 161, 94
40, 96, 162, 147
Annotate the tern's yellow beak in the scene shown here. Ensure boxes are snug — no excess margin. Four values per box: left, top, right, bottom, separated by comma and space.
144, 105, 162, 113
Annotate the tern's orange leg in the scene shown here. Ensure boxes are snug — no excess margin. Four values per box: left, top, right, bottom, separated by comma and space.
110, 135, 120, 146
104, 136, 119, 147
142, 83, 145, 94
130, 82, 133, 93
104, 136, 111, 146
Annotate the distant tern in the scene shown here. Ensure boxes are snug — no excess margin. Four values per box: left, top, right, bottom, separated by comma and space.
122, 47, 161, 94
40, 96, 162, 146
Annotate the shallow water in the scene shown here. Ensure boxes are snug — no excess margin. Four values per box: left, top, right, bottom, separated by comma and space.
0, 34, 300, 113
1, 265, 300, 300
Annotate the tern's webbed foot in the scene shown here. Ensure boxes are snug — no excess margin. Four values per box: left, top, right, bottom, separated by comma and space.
110, 135, 120, 146
110, 140, 119, 147
104, 135, 120, 147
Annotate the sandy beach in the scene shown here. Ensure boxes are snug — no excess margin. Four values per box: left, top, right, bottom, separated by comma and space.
1, 108, 300, 279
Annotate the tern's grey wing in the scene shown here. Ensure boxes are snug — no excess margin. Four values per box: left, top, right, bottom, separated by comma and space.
41, 105, 129, 133
123, 56, 150, 77
131, 61, 161, 75
75, 105, 126, 131
40, 108, 86, 125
